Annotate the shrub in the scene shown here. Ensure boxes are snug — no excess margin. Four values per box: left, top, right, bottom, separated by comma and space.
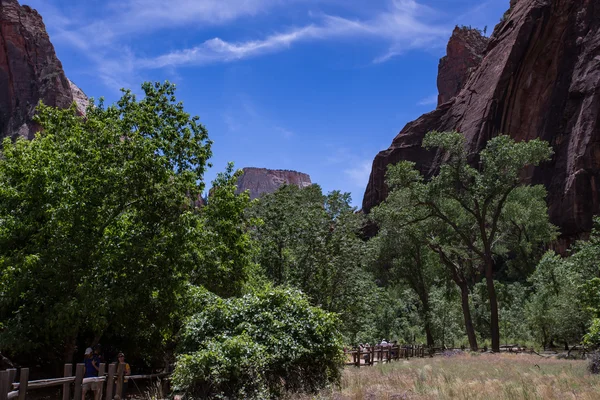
172, 287, 344, 399
588, 352, 600, 375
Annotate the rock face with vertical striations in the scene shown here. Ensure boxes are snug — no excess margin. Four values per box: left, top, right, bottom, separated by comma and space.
363, 0, 600, 246
68, 79, 89, 116
235, 168, 312, 199
0, 0, 85, 140
437, 26, 489, 106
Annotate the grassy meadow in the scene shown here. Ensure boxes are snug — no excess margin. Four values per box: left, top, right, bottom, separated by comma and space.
300, 353, 600, 400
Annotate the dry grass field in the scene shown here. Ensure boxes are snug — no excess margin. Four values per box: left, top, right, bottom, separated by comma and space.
298, 353, 600, 400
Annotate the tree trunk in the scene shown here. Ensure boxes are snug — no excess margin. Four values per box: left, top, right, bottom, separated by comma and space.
424, 321, 435, 348
417, 288, 435, 348
458, 281, 478, 351
62, 335, 78, 375
485, 260, 500, 352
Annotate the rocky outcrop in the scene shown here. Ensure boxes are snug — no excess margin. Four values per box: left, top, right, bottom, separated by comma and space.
0, 0, 77, 140
68, 79, 89, 115
363, 0, 600, 244
235, 168, 312, 199
437, 26, 488, 106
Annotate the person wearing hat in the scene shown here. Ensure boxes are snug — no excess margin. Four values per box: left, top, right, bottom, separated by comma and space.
84, 347, 99, 378
82, 347, 100, 400
116, 352, 131, 398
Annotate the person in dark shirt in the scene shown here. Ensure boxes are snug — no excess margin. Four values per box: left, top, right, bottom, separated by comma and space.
82, 347, 101, 399
84, 347, 98, 378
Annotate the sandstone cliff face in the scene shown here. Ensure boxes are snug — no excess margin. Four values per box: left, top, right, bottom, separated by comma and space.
0, 0, 81, 140
363, 0, 600, 243
235, 168, 312, 200
68, 79, 89, 116
437, 26, 488, 106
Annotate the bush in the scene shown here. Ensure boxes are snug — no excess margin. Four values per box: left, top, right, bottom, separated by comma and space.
172, 287, 344, 399
588, 352, 600, 375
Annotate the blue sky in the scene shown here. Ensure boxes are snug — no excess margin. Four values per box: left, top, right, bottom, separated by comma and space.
24, 0, 508, 207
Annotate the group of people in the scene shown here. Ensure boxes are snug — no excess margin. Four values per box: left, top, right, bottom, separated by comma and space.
82, 344, 131, 400
358, 340, 399, 364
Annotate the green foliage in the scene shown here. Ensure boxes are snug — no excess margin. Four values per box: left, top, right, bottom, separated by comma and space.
382, 131, 555, 350
0, 82, 212, 367
249, 185, 378, 342
525, 252, 589, 347
367, 204, 442, 346
173, 287, 344, 399
428, 285, 465, 347
191, 162, 258, 298
472, 281, 532, 344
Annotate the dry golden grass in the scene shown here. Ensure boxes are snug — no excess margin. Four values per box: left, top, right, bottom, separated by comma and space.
299, 353, 600, 400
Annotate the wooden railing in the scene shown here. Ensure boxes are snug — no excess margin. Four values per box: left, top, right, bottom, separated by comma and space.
343, 343, 544, 367
0, 363, 169, 400
344, 344, 427, 367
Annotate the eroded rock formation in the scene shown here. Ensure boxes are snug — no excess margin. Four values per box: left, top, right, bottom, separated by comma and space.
235, 168, 312, 199
69, 79, 89, 116
437, 26, 488, 106
363, 0, 600, 244
0, 0, 84, 140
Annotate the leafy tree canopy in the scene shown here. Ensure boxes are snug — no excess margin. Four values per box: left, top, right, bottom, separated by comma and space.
0, 82, 212, 368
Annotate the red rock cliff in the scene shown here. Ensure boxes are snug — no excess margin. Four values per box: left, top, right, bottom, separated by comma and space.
235, 168, 312, 199
0, 0, 84, 140
363, 0, 600, 244
437, 26, 489, 106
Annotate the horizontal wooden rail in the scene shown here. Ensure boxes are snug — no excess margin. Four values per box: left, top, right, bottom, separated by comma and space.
3, 363, 171, 399
12, 376, 75, 390
127, 372, 169, 380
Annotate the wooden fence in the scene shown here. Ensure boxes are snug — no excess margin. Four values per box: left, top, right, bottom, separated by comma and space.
344, 344, 542, 367
0, 363, 169, 400
345, 344, 427, 367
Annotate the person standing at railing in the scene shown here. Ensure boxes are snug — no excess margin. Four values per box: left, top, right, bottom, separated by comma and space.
116, 352, 131, 399
82, 347, 101, 400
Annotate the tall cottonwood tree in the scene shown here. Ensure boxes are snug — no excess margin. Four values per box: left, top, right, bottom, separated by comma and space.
382, 131, 554, 352
0, 82, 213, 369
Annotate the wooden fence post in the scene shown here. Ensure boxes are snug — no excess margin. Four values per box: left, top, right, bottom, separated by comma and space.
63, 364, 72, 400
98, 363, 106, 399
115, 362, 124, 400
105, 363, 116, 400
7, 370, 16, 388
73, 363, 85, 400
0, 370, 9, 400
17, 368, 28, 400
371, 346, 375, 366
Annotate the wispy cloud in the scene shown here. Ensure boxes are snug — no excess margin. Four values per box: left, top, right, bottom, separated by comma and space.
417, 94, 438, 106
32, 0, 450, 92
140, 0, 449, 69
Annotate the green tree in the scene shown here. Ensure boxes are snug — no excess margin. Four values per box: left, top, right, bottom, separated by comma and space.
526, 253, 589, 348
190, 163, 258, 298
0, 82, 212, 369
382, 132, 554, 351
249, 185, 377, 342
367, 207, 440, 347
173, 287, 344, 399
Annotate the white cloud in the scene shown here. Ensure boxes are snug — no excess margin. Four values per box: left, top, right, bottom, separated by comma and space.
33, 0, 450, 92
417, 94, 438, 106
344, 160, 373, 188
140, 0, 449, 68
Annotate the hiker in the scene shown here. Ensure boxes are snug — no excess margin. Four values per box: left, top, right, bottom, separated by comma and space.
82, 347, 101, 400
116, 352, 131, 399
